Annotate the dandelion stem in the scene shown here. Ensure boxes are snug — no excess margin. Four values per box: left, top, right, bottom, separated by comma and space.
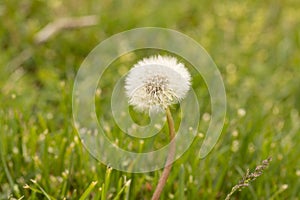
151, 107, 176, 200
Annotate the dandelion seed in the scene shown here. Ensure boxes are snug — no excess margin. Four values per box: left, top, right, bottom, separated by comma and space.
69, 142, 75, 149
189, 175, 194, 183
47, 147, 54, 153
46, 112, 53, 119
202, 112, 211, 122
237, 108, 246, 117
281, 184, 288, 190
168, 193, 175, 199
96, 88, 102, 97
198, 132, 204, 138
60, 81, 65, 87
248, 143, 255, 153
232, 130, 239, 137
125, 55, 191, 112
62, 169, 69, 178
231, 140, 240, 152
74, 136, 79, 144
12, 147, 19, 154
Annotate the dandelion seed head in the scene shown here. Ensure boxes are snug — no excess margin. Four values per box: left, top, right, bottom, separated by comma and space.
237, 108, 246, 117
125, 55, 191, 112
281, 184, 288, 190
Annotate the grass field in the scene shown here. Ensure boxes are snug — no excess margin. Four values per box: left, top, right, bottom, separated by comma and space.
1, 0, 300, 199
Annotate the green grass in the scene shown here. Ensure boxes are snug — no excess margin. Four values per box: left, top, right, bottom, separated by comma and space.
1, 0, 300, 199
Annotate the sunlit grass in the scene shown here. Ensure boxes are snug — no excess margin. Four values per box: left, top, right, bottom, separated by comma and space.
1, 0, 300, 199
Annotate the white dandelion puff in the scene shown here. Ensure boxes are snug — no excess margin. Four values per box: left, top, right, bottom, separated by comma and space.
125, 55, 191, 112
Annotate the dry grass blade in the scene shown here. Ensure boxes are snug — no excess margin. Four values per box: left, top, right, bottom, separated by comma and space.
225, 157, 272, 200
34, 15, 98, 44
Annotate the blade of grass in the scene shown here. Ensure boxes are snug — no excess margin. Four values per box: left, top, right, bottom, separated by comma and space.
79, 181, 98, 200
178, 164, 185, 200
101, 166, 112, 199
0, 135, 20, 198
113, 180, 131, 200
30, 179, 55, 200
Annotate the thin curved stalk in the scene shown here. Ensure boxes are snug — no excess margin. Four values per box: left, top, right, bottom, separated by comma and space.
151, 107, 176, 200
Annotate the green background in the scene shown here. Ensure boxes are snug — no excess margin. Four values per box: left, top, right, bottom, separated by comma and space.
0, 0, 300, 199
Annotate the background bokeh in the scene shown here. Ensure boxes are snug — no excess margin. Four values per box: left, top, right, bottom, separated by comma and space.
0, 0, 300, 199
